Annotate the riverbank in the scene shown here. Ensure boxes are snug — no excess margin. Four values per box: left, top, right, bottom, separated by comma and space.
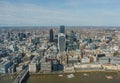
29, 69, 120, 75
1, 69, 120, 76
0, 73, 17, 77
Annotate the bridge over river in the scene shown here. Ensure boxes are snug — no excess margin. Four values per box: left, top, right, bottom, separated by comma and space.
13, 67, 29, 83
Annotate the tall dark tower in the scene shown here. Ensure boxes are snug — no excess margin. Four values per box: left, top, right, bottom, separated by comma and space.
60, 25, 65, 34
49, 29, 54, 42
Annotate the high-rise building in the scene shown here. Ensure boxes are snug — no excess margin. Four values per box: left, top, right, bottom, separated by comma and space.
58, 33, 66, 52
60, 25, 65, 34
8, 32, 14, 40
76, 33, 81, 40
18, 33, 26, 41
49, 29, 54, 42
70, 30, 76, 43
32, 36, 40, 45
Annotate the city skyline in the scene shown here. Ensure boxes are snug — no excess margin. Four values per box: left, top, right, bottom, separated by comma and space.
0, 25, 120, 83
0, 0, 120, 26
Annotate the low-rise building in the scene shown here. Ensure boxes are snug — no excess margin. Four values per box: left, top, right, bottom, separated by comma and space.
98, 57, 109, 64
0, 60, 11, 74
41, 61, 51, 73
64, 64, 75, 73
110, 57, 120, 64
102, 64, 118, 71
29, 61, 37, 73
74, 63, 102, 71
81, 57, 90, 63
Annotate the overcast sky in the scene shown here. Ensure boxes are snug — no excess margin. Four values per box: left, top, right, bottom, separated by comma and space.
0, 0, 120, 26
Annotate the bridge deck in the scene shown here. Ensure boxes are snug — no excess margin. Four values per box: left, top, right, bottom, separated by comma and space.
13, 67, 28, 83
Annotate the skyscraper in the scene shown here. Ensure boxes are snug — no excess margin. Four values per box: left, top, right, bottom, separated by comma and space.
18, 33, 26, 41
76, 33, 81, 40
49, 29, 54, 42
60, 25, 65, 34
58, 33, 66, 52
70, 30, 76, 43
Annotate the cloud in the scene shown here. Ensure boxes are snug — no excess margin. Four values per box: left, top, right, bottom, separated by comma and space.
65, 0, 120, 8
0, 1, 66, 25
0, 0, 120, 26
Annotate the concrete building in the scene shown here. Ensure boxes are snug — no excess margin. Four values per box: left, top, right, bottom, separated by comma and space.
74, 63, 102, 71
64, 64, 75, 73
116, 64, 120, 71
68, 55, 79, 64
29, 56, 39, 73
8, 65, 16, 73
29, 62, 37, 73
98, 57, 110, 64
0, 61, 11, 74
81, 57, 90, 63
110, 57, 120, 64
16, 65, 23, 73
102, 64, 118, 71
67, 42, 78, 51
41, 61, 51, 73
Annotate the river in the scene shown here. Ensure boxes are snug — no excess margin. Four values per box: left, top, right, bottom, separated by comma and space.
0, 74, 15, 83
1, 72, 120, 83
